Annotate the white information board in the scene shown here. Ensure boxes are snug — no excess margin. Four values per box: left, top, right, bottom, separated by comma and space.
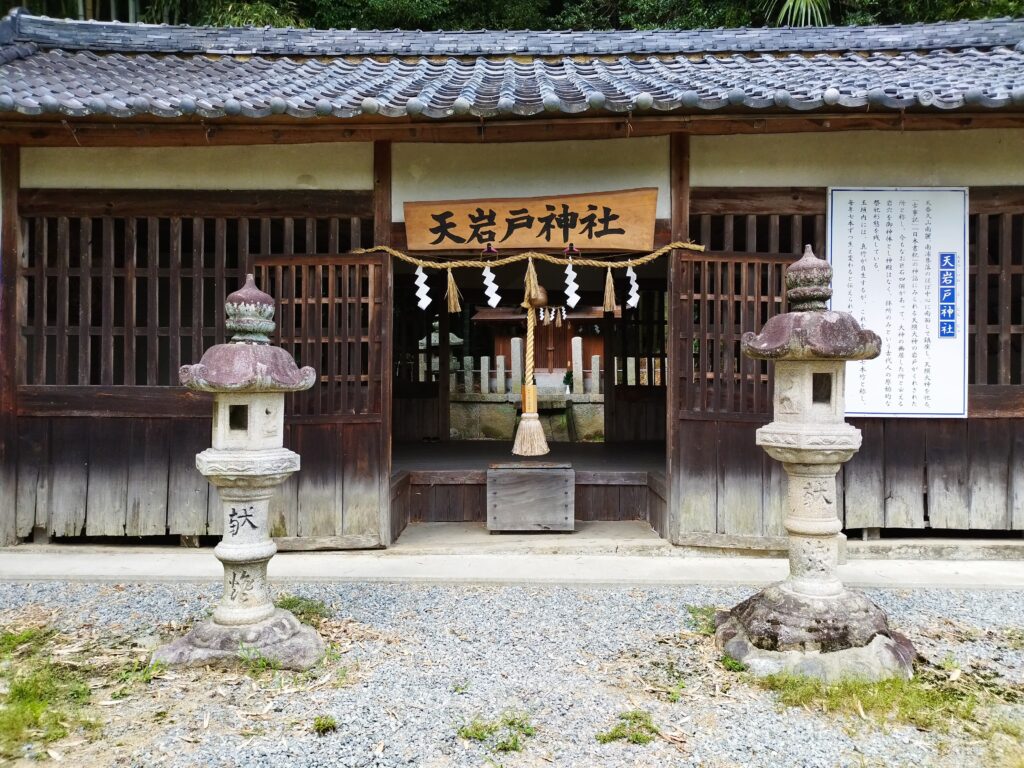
828, 187, 968, 418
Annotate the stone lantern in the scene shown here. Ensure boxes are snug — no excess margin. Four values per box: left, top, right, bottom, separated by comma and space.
153, 275, 323, 670
715, 246, 915, 682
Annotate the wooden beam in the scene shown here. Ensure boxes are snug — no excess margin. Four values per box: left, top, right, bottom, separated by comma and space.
19, 188, 373, 218
373, 140, 394, 547
0, 146, 18, 544
17, 385, 212, 417
4, 112, 1024, 147
667, 132, 689, 544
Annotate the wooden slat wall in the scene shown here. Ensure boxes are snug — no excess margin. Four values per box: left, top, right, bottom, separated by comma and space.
607, 284, 667, 442
404, 470, 652, 523
672, 188, 1024, 542
11, 190, 383, 541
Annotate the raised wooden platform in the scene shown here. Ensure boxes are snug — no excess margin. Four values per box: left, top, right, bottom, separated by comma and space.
389, 441, 668, 539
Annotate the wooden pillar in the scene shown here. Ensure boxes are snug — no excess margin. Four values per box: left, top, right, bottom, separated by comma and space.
373, 140, 394, 545
0, 147, 20, 545
667, 133, 690, 543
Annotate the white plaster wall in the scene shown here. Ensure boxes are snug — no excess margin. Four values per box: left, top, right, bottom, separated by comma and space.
690, 129, 1024, 187
21, 143, 374, 189
392, 137, 670, 221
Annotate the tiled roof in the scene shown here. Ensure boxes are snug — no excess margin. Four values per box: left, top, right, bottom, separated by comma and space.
1, 9, 1023, 120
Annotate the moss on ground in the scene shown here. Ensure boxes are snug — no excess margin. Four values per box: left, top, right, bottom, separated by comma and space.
458, 711, 536, 754
596, 710, 659, 745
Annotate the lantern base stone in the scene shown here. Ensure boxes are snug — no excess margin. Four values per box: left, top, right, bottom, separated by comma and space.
152, 608, 324, 671
715, 584, 915, 682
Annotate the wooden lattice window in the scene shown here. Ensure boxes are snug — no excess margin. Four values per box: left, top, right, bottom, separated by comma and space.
256, 254, 385, 417
677, 212, 814, 416
17, 193, 373, 409
969, 211, 1024, 385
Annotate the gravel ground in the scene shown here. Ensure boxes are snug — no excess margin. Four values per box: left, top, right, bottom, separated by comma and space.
1, 581, 1022, 768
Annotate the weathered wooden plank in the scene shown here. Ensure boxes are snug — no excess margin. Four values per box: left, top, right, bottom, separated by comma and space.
487, 465, 574, 531
167, 418, 210, 536
842, 419, 885, 529
15, 417, 49, 537
967, 419, 1011, 530
342, 422, 381, 539
924, 419, 970, 529
0, 146, 19, 543
675, 419, 718, 536
100, 217, 114, 384
717, 421, 763, 536
969, 385, 1024, 418
18, 385, 212, 417
1010, 421, 1024, 531
883, 420, 926, 529
619, 484, 648, 521
266, 422, 298, 538
84, 419, 129, 536
295, 423, 341, 538
690, 187, 826, 216
123, 217, 137, 385
408, 470, 487, 485
78, 216, 92, 385
54, 217, 69, 384
47, 418, 89, 537
125, 419, 170, 537
974, 214, 989, 385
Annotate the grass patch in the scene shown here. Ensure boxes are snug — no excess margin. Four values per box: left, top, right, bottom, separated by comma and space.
237, 644, 280, 677
596, 709, 659, 745
754, 664, 1019, 732
720, 655, 747, 672
685, 605, 717, 637
312, 715, 337, 736
0, 627, 92, 760
458, 712, 536, 754
1003, 628, 1024, 651
276, 595, 333, 626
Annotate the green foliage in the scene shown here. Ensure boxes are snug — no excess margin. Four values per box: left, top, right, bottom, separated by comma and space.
720, 655, 747, 672
757, 668, 985, 731
685, 605, 717, 637
0, 628, 91, 760
237, 644, 280, 676
458, 712, 536, 754
276, 594, 333, 626
596, 709, 659, 745
313, 714, 338, 735
0, 627, 51, 657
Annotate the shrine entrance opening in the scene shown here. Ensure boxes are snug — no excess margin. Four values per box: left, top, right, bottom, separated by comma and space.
389, 256, 669, 535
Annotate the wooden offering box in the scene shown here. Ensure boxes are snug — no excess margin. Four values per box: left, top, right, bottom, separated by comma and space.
486, 463, 575, 532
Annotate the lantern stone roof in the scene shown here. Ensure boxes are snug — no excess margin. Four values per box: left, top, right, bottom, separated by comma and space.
1, 9, 1023, 120
179, 275, 316, 393
742, 247, 881, 362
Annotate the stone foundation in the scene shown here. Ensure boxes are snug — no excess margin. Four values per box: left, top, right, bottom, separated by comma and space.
152, 609, 324, 671
449, 393, 604, 442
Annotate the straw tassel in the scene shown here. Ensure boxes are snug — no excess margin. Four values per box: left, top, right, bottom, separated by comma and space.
603, 267, 616, 312
512, 299, 549, 457
446, 268, 461, 314
523, 257, 542, 305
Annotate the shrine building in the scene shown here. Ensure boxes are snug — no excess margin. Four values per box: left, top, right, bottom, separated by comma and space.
0, 9, 1022, 550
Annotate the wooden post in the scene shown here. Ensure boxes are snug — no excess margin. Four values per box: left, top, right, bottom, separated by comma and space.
0, 146, 19, 545
667, 132, 691, 543
373, 140, 394, 545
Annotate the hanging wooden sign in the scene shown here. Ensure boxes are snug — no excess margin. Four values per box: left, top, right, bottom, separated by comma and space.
403, 188, 658, 252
